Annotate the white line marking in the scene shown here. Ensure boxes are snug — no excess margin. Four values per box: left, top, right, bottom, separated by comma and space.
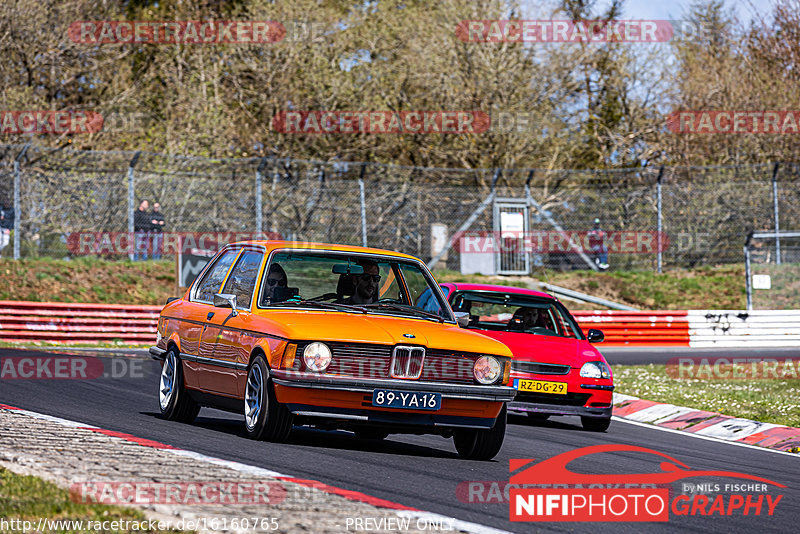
611, 416, 800, 458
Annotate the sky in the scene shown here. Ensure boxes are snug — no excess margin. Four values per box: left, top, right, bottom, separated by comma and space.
603, 0, 776, 23
521, 0, 778, 25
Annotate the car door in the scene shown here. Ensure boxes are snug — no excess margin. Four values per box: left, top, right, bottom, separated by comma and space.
199, 249, 264, 396
187, 248, 240, 389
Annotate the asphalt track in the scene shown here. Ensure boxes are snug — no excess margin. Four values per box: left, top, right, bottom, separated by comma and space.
1, 347, 797, 534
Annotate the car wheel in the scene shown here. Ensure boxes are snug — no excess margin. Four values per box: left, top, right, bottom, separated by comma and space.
159, 347, 200, 423
244, 354, 293, 442
354, 429, 389, 441
453, 404, 507, 460
581, 416, 611, 432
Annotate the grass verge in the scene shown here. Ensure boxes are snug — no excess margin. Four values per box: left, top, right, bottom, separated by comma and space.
1, 257, 746, 309
0, 467, 186, 533
614, 364, 800, 428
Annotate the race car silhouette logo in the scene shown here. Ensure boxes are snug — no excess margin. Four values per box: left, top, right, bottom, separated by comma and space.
509, 444, 784, 522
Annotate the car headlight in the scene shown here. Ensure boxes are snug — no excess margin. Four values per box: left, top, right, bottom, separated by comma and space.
580, 361, 611, 379
303, 342, 332, 372
474, 356, 502, 384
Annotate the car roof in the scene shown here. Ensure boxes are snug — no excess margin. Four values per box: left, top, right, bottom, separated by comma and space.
229, 240, 420, 261
440, 282, 555, 300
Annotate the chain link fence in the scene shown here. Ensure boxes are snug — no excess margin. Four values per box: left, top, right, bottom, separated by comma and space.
0, 143, 797, 273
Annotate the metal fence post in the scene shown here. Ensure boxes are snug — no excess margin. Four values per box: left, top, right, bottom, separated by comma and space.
657, 165, 664, 273
744, 233, 753, 311
12, 143, 31, 260
127, 151, 141, 261
771, 162, 781, 264
256, 157, 268, 235
359, 164, 367, 247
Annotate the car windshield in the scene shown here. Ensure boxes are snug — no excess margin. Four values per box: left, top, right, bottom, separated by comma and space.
259, 250, 453, 322
449, 291, 583, 339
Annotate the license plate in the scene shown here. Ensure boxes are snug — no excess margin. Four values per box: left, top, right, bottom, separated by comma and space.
514, 379, 568, 395
372, 389, 441, 411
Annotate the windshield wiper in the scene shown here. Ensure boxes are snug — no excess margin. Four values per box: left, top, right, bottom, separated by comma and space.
268, 300, 367, 314
362, 303, 445, 323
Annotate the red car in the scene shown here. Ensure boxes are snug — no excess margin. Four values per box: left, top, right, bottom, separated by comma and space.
438, 283, 613, 432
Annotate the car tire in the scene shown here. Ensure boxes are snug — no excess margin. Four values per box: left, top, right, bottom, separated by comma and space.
354, 429, 389, 441
453, 404, 507, 460
244, 354, 293, 442
158, 347, 200, 423
581, 416, 611, 432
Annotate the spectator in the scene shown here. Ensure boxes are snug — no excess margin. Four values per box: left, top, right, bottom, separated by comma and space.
150, 202, 165, 260
133, 199, 150, 261
0, 203, 13, 257
587, 217, 609, 270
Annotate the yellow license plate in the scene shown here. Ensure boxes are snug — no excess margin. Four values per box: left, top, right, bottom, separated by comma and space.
514, 379, 568, 394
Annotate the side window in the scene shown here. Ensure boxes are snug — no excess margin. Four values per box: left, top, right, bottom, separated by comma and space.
194, 250, 238, 303
398, 264, 445, 315
221, 251, 263, 309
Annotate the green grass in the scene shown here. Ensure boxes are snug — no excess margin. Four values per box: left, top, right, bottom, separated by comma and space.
0, 468, 186, 533
614, 364, 800, 428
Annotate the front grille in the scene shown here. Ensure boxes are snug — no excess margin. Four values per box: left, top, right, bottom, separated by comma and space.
514, 392, 591, 406
511, 361, 571, 375
390, 346, 425, 379
294, 342, 477, 383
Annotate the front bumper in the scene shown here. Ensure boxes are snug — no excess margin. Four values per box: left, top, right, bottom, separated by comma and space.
271, 369, 515, 430
150, 346, 166, 360
270, 369, 516, 402
508, 374, 614, 418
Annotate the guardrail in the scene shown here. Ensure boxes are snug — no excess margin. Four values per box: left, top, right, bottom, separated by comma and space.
573, 311, 690, 347
1, 302, 798, 348
0, 301, 160, 345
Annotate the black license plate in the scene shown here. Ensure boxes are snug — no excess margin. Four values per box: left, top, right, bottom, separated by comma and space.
371, 389, 442, 411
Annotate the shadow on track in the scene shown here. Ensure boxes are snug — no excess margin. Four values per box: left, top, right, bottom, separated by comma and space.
140, 410, 458, 459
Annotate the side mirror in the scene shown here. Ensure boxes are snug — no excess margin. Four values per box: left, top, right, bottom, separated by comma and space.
454, 311, 470, 327
213, 293, 239, 316
587, 329, 604, 343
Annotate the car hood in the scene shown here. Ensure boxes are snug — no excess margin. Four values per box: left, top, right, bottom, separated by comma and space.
467, 329, 604, 366
250, 309, 513, 357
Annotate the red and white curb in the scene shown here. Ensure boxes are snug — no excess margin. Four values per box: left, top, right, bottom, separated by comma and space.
612, 393, 800, 453
0, 403, 510, 534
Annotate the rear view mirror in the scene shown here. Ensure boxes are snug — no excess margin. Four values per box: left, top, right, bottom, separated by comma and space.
213, 293, 239, 316
454, 311, 470, 327
332, 264, 364, 275
587, 329, 604, 343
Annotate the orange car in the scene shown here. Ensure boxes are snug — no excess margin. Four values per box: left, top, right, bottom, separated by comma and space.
150, 241, 515, 460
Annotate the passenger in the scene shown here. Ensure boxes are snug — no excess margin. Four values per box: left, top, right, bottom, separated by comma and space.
344, 260, 381, 305
265, 263, 289, 303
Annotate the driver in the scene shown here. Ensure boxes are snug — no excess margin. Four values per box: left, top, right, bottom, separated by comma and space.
344, 260, 381, 304
264, 263, 289, 303
511, 307, 546, 331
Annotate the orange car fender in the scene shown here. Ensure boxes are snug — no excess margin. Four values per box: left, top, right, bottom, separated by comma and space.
250, 337, 287, 370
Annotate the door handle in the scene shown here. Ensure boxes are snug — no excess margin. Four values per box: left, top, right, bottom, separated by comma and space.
207, 312, 214, 320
